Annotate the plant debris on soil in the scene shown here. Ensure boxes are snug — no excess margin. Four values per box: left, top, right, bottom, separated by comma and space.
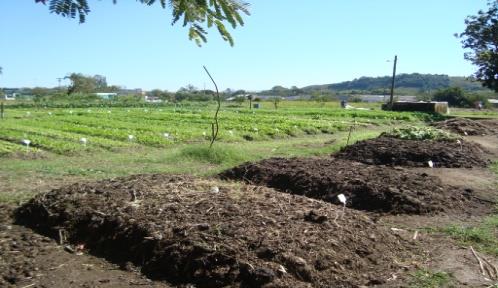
15, 174, 422, 288
334, 136, 489, 168
431, 118, 497, 136
219, 157, 486, 215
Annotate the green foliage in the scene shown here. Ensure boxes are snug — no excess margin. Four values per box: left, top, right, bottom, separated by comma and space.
36, 0, 250, 46
409, 269, 452, 288
179, 144, 247, 164
0, 103, 426, 156
382, 126, 459, 141
458, 0, 498, 92
67, 73, 109, 94
432, 86, 480, 107
442, 214, 498, 256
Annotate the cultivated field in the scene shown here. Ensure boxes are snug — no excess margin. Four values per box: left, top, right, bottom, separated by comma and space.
0, 102, 422, 156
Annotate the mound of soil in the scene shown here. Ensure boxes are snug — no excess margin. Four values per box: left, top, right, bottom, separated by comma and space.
334, 136, 488, 168
219, 158, 483, 215
431, 118, 496, 136
15, 174, 419, 287
0, 204, 171, 288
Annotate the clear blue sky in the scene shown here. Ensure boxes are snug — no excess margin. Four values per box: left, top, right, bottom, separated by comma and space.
0, 0, 489, 91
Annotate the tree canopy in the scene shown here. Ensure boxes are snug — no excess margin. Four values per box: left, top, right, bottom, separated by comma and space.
458, 0, 498, 92
35, 0, 250, 46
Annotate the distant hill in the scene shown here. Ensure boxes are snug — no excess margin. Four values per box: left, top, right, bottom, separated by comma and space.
301, 73, 488, 95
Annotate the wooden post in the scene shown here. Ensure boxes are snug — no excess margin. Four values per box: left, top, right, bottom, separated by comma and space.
388, 55, 397, 109
0, 102, 4, 119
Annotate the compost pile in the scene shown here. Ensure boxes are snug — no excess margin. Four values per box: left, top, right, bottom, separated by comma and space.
431, 118, 496, 136
334, 136, 488, 168
0, 205, 52, 287
219, 158, 479, 215
15, 174, 420, 288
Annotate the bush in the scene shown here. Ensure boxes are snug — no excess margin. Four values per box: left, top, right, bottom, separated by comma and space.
382, 126, 459, 141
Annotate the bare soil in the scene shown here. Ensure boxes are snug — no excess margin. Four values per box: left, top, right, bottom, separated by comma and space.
431, 118, 497, 136
12, 174, 423, 288
0, 204, 171, 288
334, 136, 489, 168
219, 157, 489, 215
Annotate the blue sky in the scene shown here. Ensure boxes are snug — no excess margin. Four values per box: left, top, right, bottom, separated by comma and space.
0, 0, 489, 91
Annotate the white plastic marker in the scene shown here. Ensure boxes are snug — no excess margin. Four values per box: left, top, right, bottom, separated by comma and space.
210, 186, 220, 193
428, 160, 434, 168
107, 110, 111, 114
80, 137, 88, 146
48, 112, 52, 116
22, 139, 31, 151
253, 127, 258, 132
26, 111, 31, 116
228, 130, 234, 135
336, 193, 347, 221
69, 110, 73, 114
128, 135, 134, 141
163, 133, 170, 138
202, 131, 207, 136
457, 139, 463, 151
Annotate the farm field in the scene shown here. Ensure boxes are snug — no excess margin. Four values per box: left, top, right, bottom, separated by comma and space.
0, 101, 425, 156
1, 101, 498, 287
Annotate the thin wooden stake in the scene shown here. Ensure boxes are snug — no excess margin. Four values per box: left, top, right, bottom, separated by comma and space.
203, 66, 220, 148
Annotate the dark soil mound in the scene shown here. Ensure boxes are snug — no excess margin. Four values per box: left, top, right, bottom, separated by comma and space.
15, 174, 419, 287
219, 158, 482, 215
0, 204, 171, 288
334, 136, 488, 168
431, 118, 496, 136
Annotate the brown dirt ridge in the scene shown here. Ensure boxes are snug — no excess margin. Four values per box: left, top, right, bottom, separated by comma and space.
431, 117, 497, 136
0, 204, 171, 288
13, 174, 423, 288
334, 136, 489, 168
219, 157, 486, 215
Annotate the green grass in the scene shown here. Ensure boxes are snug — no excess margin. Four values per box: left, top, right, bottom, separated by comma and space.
179, 144, 250, 165
439, 162, 498, 256
409, 269, 453, 288
0, 126, 383, 204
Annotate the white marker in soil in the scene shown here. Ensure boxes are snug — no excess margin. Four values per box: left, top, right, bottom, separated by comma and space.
80, 137, 88, 146
428, 160, 434, 168
336, 193, 347, 221
210, 186, 220, 193
22, 139, 31, 151
128, 135, 134, 141
163, 133, 170, 139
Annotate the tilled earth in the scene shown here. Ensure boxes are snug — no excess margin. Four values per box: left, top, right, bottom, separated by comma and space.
219, 157, 487, 215
431, 118, 497, 136
14, 174, 422, 288
0, 204, 171, 288
334, 136, 489, 168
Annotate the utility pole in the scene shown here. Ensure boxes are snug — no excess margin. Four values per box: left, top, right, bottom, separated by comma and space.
388, 55, 397, 109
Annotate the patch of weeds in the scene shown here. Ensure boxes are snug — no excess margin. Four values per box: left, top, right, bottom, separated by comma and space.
179, 144, 249, 165
441, 214, 498, 256
382, 126, 459, 141
409, 269, 452, 288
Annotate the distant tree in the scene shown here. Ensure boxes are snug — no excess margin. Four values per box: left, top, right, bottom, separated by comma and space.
432, 87, 470, 107
34, 0, 250, 46
67, 73, 97, 94
93, 75, 107, 90
458, 0, 498, 92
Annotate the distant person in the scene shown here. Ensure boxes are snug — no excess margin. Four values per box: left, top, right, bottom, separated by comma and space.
340, 100, 347, 108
